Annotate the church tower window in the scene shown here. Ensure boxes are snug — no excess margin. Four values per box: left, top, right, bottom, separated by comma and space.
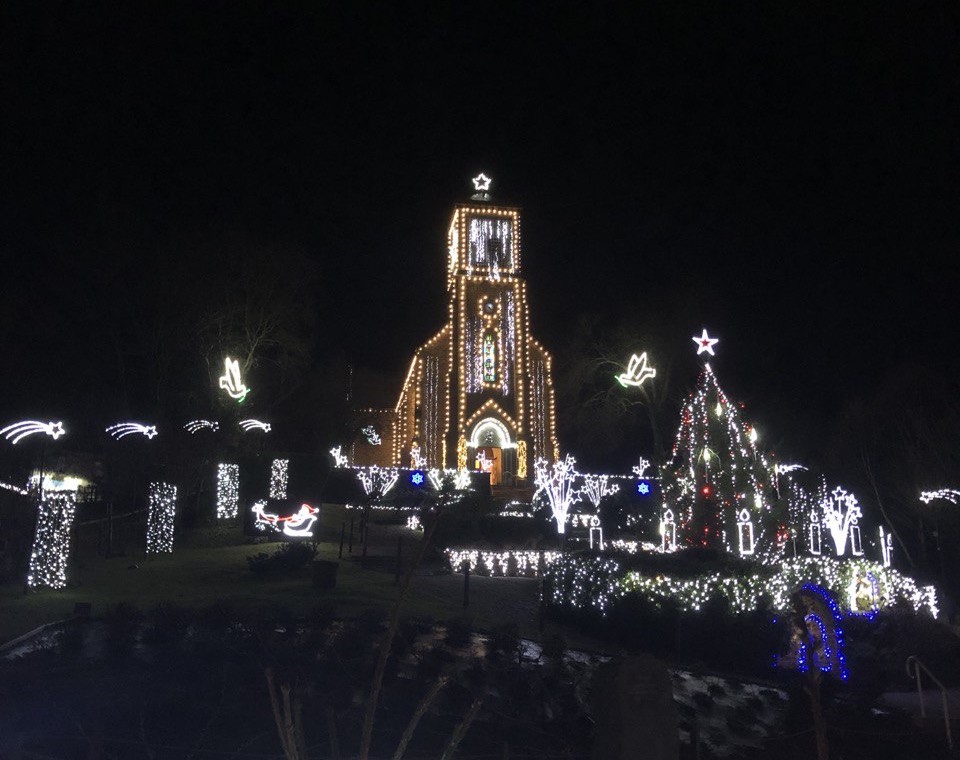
482, 332, 497, 383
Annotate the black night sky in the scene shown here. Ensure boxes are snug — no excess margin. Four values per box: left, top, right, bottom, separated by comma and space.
2, 2, 958, 469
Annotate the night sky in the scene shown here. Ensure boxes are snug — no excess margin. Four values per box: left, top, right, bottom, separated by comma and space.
3, 2, 958, 464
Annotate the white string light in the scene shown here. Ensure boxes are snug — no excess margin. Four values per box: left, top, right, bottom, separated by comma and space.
219, 357, 249, 402
252, 501, 319, 537
410, 445, 426, 469
361, 425, 381, 445
820, 487, 862, 557
27, 489, 77, 589
660, 509, 677, 552
534, 455, 581, 535
146, 482, 176, 554
355, 465, 399, 499
239, 419, 271, 433
106, 422, 158, 440
616, 352, 657, 388
581, 473, 620, 509
0, 480, 28, 495
737, 508, 755, 556
632, 457, 651, 479
1, 420, 66, 444
445, 548, 560, 577
184, 419, 219, 434
329, 446, 349, 467
919, 489, 960, 505
545, 554, 938, 618
427, 468, 472, 492
472, 173, 492, 192
269, 459, 289, 500
216, 463, 239, 519
879, 526, 894, 567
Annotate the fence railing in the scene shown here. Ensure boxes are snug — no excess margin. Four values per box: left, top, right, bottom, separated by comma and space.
905, 655, 954, 751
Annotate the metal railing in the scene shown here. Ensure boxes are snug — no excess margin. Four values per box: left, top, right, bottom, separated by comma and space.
905, 655, 954, 751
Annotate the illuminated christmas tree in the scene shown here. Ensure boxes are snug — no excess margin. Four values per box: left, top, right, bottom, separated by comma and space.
659, 363, 787, 561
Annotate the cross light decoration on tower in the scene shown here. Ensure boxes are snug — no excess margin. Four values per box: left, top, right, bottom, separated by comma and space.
692, 329, 719, 356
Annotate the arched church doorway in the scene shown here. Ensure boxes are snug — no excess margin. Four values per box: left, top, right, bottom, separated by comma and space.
474, 446, 502, 485
469, 417, 513, 487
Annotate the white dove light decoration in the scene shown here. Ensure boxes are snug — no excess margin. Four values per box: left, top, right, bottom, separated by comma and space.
1, 420, 66, 444
106, 422, 158, 440
219, 357, 249, 402
616, 352, 657, 388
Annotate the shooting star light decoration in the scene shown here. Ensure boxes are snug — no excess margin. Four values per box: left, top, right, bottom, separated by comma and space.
106, 422, 158, 440
616, 352, 657, 388
219, 357, 249, 402
919, 489, 960, 505
239, 419, 271, 433
1, 420, 65, 444
184, 419, 219, 434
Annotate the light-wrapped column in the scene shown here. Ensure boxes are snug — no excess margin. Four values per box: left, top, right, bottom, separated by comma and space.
27, 490, 78, 589
146, 482, 177, 554
217, 463, 239, 519
269, 459, 289, 500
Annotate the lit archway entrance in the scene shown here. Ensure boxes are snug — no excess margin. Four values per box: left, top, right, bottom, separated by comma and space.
469, 417, 513, 486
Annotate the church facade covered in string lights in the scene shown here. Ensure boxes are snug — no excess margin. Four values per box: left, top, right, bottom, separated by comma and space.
353, 176, 559, 485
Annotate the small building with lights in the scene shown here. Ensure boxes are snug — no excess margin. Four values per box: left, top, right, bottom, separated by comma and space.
354, 178, 559, 485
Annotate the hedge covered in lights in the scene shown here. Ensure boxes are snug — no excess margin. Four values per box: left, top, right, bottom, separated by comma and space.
543, 553, 938, 618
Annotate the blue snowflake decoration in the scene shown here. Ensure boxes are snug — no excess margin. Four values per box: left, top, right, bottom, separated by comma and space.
410, 471, 425, 486
637, 480, 652, 496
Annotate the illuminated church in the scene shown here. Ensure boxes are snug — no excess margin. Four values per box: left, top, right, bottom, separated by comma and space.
354, 176, 559, 485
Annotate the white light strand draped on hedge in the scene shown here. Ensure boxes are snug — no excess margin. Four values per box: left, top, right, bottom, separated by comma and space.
544, 554, 938, 618
216, 463, 239, 519
146, 482, 177, 554
269, 458, 289, 500
27, 490, 78, 589
445, 548, 561, 578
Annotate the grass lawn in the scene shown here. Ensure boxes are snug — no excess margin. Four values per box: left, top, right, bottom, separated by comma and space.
0, 504, 580, 647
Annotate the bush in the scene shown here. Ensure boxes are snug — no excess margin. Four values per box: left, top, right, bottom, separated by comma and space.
541, 631, 567, 661
445, 616, 473, 648
246, 542, 317, 575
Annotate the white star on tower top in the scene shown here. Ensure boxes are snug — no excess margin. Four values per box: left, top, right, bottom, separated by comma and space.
472, 173, 492, 192
693, 329, 719, 356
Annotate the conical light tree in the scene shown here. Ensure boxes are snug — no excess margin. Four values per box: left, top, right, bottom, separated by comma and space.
659, 363, 787, 561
